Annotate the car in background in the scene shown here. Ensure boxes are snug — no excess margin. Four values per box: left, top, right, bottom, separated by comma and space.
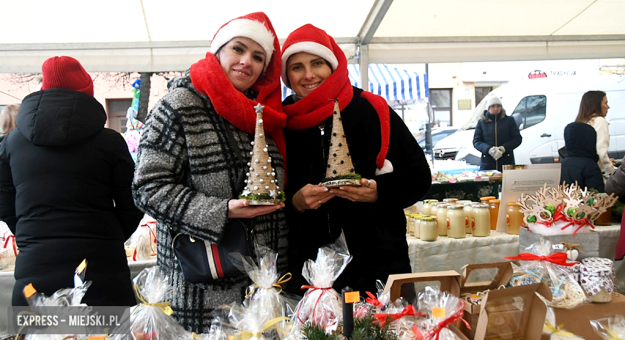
418, 127, 458, 155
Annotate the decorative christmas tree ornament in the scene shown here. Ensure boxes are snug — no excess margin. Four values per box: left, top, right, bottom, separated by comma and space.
322, 100, 362, 188
239, 104, 285, 205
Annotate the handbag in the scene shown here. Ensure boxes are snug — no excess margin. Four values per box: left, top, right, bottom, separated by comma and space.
171, 116, 254, 283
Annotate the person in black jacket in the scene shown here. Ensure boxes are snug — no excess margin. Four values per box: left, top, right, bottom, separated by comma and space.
0, 56, 143, 306
473, 96, 522, 171
560, 122, 605, 192
281, 24, 431, 296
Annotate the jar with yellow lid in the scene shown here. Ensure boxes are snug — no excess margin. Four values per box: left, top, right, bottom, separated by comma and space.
446, 205, 465, 238
420, 216, 437, 241
506, 202, 523, 235
472, 203, 490, 237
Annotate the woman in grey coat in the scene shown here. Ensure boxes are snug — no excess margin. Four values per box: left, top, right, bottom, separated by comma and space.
132, 12, 287, 333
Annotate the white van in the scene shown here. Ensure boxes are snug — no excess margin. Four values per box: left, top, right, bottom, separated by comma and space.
433, 75, 625, 165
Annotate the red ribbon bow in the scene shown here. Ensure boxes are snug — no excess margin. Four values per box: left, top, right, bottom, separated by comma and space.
414, 308, 470, 340
296, 285, 336, 327
3, 235, 17, 257
504, 252, 578, 267
365, 291, 383, 308
374, 305, 424, 327
536, 204, 594, 236
561, 218, 594, 236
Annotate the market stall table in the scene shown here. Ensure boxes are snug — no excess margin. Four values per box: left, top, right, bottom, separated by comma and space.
407, 230, 519, 274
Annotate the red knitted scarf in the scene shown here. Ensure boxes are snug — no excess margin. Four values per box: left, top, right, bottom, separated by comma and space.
190, 53, 287, 161
282, 67, 390, 170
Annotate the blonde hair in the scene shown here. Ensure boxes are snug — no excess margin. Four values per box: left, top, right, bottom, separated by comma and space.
1, 104, 19, 135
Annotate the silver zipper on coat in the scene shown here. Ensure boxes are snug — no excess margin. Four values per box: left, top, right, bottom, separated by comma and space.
495, 117, 498, 169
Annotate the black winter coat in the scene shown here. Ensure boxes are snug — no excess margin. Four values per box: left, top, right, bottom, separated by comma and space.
560, 122, 604, 192
283, 87, 431, 296
0, 89, 143, 306
473, 111, 522, 171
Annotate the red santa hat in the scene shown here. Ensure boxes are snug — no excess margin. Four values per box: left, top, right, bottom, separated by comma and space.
281, 24, 340, 87
41, 56, 94, 96
209, 12, 276, 67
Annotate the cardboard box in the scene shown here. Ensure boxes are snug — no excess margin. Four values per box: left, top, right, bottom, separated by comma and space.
384, 270, 460, 301
473, 282, 552, 340
545, 293, 625, 339
458, 262, 513, 339
460, 262, 513, 314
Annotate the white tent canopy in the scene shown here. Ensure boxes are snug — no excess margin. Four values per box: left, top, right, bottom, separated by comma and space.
1, 0, 624, 77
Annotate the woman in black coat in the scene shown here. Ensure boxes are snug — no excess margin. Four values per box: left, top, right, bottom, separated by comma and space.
560, 122, 605, 192
281, 24, 431, 296
0, 56, 143, 306
473, 96, 522, 171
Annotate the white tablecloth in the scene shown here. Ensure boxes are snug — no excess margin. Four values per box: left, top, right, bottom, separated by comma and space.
407, 230, 519, 274
406, 225, 624, 294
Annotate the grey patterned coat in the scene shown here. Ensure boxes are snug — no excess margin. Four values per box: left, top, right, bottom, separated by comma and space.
132, 74, 287, 333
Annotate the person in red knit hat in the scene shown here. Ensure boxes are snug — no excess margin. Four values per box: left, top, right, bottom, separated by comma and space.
0, 55, 143, 307
281, 24, 432, 297
131, 12, 287, 333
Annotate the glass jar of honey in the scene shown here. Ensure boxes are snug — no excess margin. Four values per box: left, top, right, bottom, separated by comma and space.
472, 203, 490, 237
488, 199, 501, 231
463, 202, 475, 234
420, 216, 437, 241
436, 203, 450, 236
422, 199, 438, 215
506, 202, 523, 235
446, 205, 466, 239
443, 198, 458, 206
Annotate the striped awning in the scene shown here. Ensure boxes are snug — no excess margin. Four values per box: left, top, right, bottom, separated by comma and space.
282, 63, 427, 102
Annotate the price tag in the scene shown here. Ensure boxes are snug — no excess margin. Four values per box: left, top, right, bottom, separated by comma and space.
432, 307, 446, 318
344, 291, 360, 303
552, 244, 565, 251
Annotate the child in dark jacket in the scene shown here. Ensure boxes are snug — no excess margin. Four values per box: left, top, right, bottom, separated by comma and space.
560, 122, 605, 192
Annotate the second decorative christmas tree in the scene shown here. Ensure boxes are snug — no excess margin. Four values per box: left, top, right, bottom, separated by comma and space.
322, 99, 362, 188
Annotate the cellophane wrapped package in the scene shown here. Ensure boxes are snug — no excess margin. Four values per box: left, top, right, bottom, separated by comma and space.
229, 244, 298, 337
543, 307, 585, 339
506, 240, 586, 309
110, 266, 194, 340
590, 314, 625, 340
413, 286, 466, 340
228, 303, 290, 340
0, 221, 17, 269
126, 220, 157, 261
357, 280, 419, 338
289, 232, 352, 337
23, 260, 91, 340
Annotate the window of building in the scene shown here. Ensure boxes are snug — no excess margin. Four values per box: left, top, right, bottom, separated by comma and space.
106, 99, 132, 133
475, 87, 493, 106
430, 89, 452, 127
511, 95, 546, 130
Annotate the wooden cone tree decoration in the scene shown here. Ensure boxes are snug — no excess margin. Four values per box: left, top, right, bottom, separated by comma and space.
239, 104, 284, 205
322, 100, 362, 188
